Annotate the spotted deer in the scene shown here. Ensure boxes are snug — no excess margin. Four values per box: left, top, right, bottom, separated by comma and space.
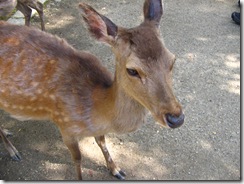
0, 0, 45, 31
0, 0, 184, 180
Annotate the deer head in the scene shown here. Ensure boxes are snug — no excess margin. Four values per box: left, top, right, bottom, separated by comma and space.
79, 0, 184, 129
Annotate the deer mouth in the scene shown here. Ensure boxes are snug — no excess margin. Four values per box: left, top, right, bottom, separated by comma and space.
164, 113, 185, 129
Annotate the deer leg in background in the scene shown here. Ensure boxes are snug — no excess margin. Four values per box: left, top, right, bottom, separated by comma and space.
16, 1, 32, 27
27, 1, 45, 31
0, 126, 21, 161
95, 135, 126, 180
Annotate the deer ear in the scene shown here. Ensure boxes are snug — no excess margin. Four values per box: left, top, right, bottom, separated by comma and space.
79, 3, 118, 45
143, 0, 164, 27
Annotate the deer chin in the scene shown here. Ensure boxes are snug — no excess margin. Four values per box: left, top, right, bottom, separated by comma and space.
151, 113, 168, 128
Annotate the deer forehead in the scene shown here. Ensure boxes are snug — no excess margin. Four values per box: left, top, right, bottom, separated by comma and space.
116, 25, 172, 66
122, 25, 163, 56
125, 47, 173, 74
125, 52, 158, 71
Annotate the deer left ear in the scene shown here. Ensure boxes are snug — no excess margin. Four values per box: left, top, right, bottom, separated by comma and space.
79, 3, 118, 45
143, 0, 164, 27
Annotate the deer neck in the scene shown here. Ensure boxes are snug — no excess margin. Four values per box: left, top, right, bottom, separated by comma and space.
93, 68, 147, 134
113, 81, 147, 133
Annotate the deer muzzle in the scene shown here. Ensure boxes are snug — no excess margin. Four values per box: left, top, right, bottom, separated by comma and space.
165, 112, 185, 128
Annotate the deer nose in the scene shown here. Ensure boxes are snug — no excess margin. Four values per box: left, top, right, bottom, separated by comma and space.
166, 113, 185, 128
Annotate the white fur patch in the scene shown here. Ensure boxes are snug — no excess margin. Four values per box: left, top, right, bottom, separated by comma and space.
11, 115, 34, 121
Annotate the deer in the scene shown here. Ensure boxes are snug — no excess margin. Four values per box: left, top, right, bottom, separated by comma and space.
0, 0, 17, 17
0, 0, 45, 31
0, 0, 184, 180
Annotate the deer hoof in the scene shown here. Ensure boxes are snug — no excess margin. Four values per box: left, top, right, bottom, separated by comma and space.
3, 129, 13, 137
114, 170, 126, 180
11, 152, 21, 161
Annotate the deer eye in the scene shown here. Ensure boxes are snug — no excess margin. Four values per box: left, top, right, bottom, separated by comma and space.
126, 68, 140, 78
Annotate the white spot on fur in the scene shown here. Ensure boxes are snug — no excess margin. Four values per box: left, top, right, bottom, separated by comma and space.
49, 95, 56, 100
32, 108, 37, 112
19, 106, 24, 110
30, 96, 37, 102
38, 107, 44, 110
37, 89, 43, 94
107, 156, 112, 163
49, 60, 56, 64
16, 90, 23, 95
64, 117, 69, 122
31, 82, 39, 88
54, 111, 59, 116
3, 103, 10, 108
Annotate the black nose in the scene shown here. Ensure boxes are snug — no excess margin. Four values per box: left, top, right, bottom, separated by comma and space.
166, 113, 185, 128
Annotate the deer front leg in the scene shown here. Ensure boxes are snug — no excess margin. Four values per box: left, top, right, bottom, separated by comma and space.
61, 133, 82, 180
16, 2, 32, 27
0, 127, 21, 161
28, 1, 45, 31
36, 2, 45, 31
95, 135, 126, 180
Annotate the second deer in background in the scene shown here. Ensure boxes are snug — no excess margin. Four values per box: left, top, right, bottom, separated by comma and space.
0, 0, 45, 30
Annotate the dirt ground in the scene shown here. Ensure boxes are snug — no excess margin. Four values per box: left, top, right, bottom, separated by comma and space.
0, 0, 241, 181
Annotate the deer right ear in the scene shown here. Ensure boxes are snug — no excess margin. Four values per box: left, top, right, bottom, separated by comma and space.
143, 0, 164, 27
79, 3, 118, 45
